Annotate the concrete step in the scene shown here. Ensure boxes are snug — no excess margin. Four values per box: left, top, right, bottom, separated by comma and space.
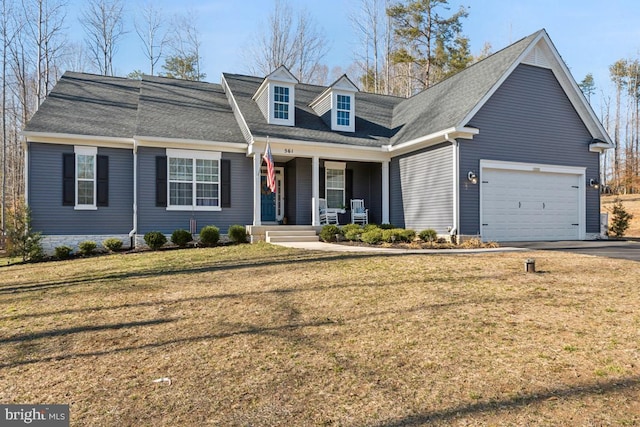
265, 230, 319, 243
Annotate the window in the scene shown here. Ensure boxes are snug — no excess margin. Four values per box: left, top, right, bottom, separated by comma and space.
166, 149, 221, 210
75, 146, 97, 209
274, 85, 289, 120
336, 94, 350, 126
325, 161, 346, 209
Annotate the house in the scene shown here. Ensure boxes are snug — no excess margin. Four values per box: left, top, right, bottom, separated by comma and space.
23, 29, 612, 252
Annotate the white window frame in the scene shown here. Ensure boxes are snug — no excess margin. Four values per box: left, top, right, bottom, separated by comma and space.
325, 161, 346, 209
166, 149, 222, 211
269, 83, 295, 126
336, 94, 350, 127
332, 91, 355, 132
74, 146, 97, 210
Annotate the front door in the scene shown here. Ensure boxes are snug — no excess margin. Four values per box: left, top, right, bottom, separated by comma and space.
261, 167, 284, 223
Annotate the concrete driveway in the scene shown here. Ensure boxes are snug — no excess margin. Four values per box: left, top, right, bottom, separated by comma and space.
505, 240, 640, 262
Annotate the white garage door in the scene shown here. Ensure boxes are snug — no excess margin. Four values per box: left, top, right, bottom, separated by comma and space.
481, 167, 582, 241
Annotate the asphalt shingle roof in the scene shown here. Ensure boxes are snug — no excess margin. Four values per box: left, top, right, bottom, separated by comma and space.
26, 30, 546, 148
25, 72, 140, 138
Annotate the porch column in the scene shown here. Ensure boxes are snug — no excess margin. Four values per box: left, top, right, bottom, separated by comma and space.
253, 153, 261, 226
382, 160, 390, 224
312, 156, 320, 226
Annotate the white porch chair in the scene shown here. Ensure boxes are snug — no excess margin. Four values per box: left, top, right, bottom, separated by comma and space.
319, 198, 339, 225
350, 199, 369, 225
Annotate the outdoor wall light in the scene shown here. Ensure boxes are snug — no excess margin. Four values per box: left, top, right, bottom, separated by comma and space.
589, 178, 600, 189
467, 171, 478, 184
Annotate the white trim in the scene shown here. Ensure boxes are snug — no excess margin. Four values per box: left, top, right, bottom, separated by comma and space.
221, 73, 253, 143
457, 31, 612, 145
381, 160, 390, 224
385, 127, 479, 157
74, 146, 98, 210
479, 159, 586, 241
325, 162, 346, 209
249, 136, 389, 162
325, 161, 346, 170
23, 132, 134, 148
136, 135, 247, 152
165, 149, 222, 211
269, 84, 295, 126
253, 153, 262, 226
332, 91, 355, 133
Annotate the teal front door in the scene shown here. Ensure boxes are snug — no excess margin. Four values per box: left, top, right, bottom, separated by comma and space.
261, 175, 276, 222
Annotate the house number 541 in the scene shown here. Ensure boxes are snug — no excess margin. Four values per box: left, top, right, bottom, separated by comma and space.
284, 148, 294, 154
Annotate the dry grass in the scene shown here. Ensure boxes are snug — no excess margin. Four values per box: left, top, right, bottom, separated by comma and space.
1, 243, 640, 426
603, 194, 640, 237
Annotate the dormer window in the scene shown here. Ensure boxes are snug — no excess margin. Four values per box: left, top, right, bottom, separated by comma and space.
336, 94, 351, 126
252, 65, 298, 126
310, 74, 358, 133
273, 86, 290, 120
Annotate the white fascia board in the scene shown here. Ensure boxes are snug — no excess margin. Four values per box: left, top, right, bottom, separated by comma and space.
221, 74, 253, 142
458, 31, 612, 145
250, 136, 389, 162
22, 131, 134, 149
385, 127, 479, 157
589, 141, 613, 153
135, 135, 248, 153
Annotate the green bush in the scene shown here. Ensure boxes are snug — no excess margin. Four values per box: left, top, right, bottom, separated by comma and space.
378, 223, 395, 230
362, 224, 379, 232
144, 231, 167, 250
78, 240, 97, 255
6, 204, 43, 262
419, 228, 438, 242
610, 198, 634, 238
361, 227, 383, 244
54, 245, 74, 259
199, 225, 220, 247
341, 224, 363, 241
382, 228, 415, 243
103, 238, 123, 252
319, 225, 340, 242
171, 229, 193, 247
228, 224, 248, 244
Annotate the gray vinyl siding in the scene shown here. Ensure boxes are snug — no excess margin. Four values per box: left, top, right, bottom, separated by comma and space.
293, 158, 312, 225
390, 142, 454, 233
255, 88, 269, 122
29, 142, 133, 234
349, 162, 382, 224
311, 94, 332, 128
136, 147, 253, 234
459, 64, 600, 235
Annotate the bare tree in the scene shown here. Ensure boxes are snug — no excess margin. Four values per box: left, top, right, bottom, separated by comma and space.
134, 1, 167, 76
60, 41, 94, 73
80, 0, 126, 76
161, 10, 205, 81
244, 0, 328, 83
22, 0, 67, 105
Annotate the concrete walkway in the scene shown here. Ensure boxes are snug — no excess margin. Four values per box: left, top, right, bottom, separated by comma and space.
272, 240, 526, 254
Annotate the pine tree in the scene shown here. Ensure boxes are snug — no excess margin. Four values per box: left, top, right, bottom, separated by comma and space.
609, 198, 633, 238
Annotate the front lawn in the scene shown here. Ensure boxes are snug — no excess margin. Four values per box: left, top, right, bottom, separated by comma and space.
1, 243, 639, 425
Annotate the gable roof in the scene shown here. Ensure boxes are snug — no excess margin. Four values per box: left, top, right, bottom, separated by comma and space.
25, 72, 246, 144
222, 73, 403, 148
24, 72, 141, 138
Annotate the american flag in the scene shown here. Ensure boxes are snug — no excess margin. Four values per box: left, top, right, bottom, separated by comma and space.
262, 141, 276, 193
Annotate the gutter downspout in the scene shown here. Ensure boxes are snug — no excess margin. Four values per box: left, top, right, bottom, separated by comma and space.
128, 140, 138, 248
445, 133, 459, 243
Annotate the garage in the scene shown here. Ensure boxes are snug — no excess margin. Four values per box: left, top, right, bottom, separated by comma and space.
480, 160, 585, 242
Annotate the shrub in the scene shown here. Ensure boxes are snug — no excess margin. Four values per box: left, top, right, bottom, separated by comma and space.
361, 227, 383, 244
363, 224, 379, 232
54, 245, 74, 259
610, 198, 633, 238
341, 224, 362, 241
144, 231, 167, 250
199, 225, 220, 247
78, 240, 97, 255
419, 228, 438, 242
382, 228, 415, 243
103, 238, 123, 252
378, 223, 395, 230
5, 204, 43, 262
319, 224, 340, 242
228, 224, 248, 244
171, 229, 193, 247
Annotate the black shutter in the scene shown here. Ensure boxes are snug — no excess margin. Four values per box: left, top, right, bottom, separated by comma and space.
62, 153, 75, 206
156, 156, 167, 207
96, 155, 109, 207
345, 168, 353, 208
221, 159, 231, 208
319, 167, 325, 198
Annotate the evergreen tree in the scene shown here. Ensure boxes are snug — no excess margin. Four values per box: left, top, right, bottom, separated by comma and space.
609, 198, 633, 238
578, 73, 596, 102
161, 54, 206, 81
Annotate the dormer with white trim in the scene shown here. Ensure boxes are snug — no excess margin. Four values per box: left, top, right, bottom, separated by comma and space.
252, 65, 298, 126
310, 75, 359, 133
